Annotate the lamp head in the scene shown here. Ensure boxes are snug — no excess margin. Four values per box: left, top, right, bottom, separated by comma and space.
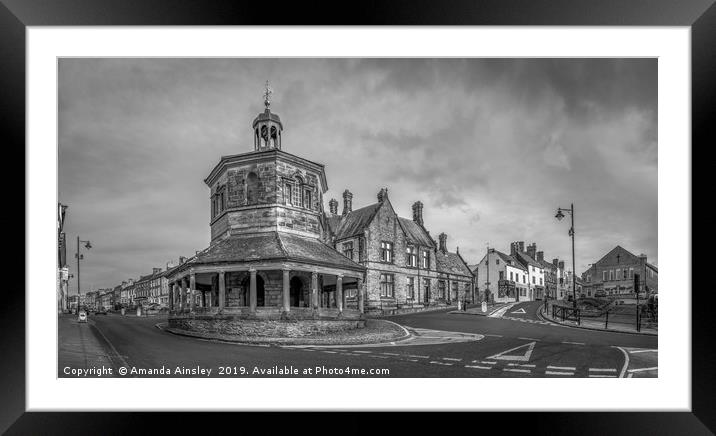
85, 241, 92, 250
555, 209, 565, 221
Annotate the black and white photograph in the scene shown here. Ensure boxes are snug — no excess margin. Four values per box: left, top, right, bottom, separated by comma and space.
57, 57, 659, 379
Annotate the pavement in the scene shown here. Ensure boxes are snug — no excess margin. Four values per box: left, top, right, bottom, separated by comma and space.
58, 313, 125, 377
539, 303, 658, 336
58, 301, 657, 378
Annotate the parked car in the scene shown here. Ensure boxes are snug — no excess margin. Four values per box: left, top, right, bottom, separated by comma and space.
594, 290, 606, 298
78, 310, 87, 323
96, 307, 108, 315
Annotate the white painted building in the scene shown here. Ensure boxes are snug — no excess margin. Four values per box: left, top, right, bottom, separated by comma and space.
473, 248, 529, 303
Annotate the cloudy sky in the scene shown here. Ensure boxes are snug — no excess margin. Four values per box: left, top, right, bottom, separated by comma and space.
58, 58, 657, 291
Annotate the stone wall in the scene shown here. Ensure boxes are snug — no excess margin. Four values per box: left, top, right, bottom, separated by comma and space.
210, 156, 326, 240
169, 309, 365, 337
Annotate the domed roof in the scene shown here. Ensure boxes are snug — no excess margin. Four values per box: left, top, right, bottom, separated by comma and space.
252, 109, 282, 126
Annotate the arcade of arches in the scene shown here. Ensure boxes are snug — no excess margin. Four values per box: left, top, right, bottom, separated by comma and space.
168, 266, 365, 315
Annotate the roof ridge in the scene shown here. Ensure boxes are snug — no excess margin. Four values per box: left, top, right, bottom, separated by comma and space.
275, 231, 289, 257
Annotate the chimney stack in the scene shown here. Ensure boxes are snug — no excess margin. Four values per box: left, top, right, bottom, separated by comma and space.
166, 260, 176, 270
328, 198, 338, 215
527, 243, 537, 260
536, 251, 544, 262
412, 201, 424, 226
510, 242, 518, 256
153, 267, 162, 275
179, 256, 187, 264
342, 190, 353, 215
558, 260, 565, 270
518, 241, 525, 252
552, 258, 559, 266
438, 233, 448, 253
377, 187, 389, 203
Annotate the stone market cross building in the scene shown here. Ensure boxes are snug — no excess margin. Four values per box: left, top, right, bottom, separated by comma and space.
166, 86, 473, 336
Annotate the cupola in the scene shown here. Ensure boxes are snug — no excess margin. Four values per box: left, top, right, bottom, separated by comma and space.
252, 81, 283, 151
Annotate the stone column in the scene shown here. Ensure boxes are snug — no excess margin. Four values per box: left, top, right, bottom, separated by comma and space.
311, 271, 318, 310
189, 273, 196, 312
282, 269, 290, 312
249, 269, 257, 313
180, 278, 187, 311
168, 282, 174, 310
336, 275, 343, 312
357, 276, 364, 313
218, 271, 225, 309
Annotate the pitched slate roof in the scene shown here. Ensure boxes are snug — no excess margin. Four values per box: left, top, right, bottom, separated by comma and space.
436, 250, 473, 277
331, 203, 382, 240
177, 231, 365, 272
494, 250, 528, 271
397, 217, 435, 248
513, 250, 541, 269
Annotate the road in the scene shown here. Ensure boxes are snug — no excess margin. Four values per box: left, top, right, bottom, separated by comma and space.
63, 301, 657, 378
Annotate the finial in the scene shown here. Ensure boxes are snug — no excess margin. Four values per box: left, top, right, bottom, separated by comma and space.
263, 80, 273, 109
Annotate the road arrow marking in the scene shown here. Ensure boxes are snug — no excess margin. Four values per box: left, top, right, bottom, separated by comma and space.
486, 342, 536, 362
511, 308, 527, 314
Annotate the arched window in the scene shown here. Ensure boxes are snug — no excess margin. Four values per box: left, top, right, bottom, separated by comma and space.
246, 172, 259, 205
270, 126, 278, 147
260, 126, 269, 147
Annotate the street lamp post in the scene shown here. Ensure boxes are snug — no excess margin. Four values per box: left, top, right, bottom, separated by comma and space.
555, 203, 577, 309
75, 236, 92, 318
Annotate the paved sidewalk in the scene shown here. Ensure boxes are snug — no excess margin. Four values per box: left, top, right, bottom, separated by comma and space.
58, 314, 122, 376
539, 307, 658, 336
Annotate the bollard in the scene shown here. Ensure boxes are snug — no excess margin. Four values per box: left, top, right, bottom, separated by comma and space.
605, 310, 609, 329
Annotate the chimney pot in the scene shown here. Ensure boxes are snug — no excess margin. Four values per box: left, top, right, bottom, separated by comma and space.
526, 243, 537, 260
328, 198, 338, 215
342, 190, 353, 215
412, 201, 424, 226
552, 258, 559, 266
518, 241, 525, 252
558, 261, 565, 270
536, 251, 544, 262
438, 233, 448, 253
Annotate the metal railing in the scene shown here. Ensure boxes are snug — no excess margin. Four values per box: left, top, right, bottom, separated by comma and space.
552, 304, 581, 325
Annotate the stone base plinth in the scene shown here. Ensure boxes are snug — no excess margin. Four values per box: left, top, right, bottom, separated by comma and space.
168, 307, 365, 338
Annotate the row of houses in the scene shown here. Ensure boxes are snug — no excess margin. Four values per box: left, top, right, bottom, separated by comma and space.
470, 241, 658, 305
470, 241, 572, 304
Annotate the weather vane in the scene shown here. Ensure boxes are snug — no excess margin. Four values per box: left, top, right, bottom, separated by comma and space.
263, 80, 273, 109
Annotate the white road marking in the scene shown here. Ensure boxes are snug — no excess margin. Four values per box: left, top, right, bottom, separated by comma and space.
407, 355, 429, 359
353, 350, 372, 354
589, 368, 617, 372
545, 371, 574, 376
589, 375, 616, 378
547, 366, 576, 371
486, 341, 536, 362
614, 346, 630, 378
562, 341, 585, 345
485, 334, 503, 338
322, 351, 338, 354
503, 368, 531, 373
430, 361, 453, 366
511, 308, 527, 314
478, 361, 497, 365
518, 337, 540, 341
381, 352, 400, 356
629, 349, 658, 354
465, 365, 492, 370
442, 357, 462, 361
406, 359, 418, 362
627, 373, 634, 378
508, 363, 536, 368
627, 367, 658, 373
371, 355, 389, 359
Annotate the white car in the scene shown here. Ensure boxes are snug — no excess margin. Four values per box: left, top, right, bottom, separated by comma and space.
78, 311, 87, 323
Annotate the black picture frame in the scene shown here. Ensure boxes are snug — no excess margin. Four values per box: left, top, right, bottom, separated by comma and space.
3, 0, 713, 433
